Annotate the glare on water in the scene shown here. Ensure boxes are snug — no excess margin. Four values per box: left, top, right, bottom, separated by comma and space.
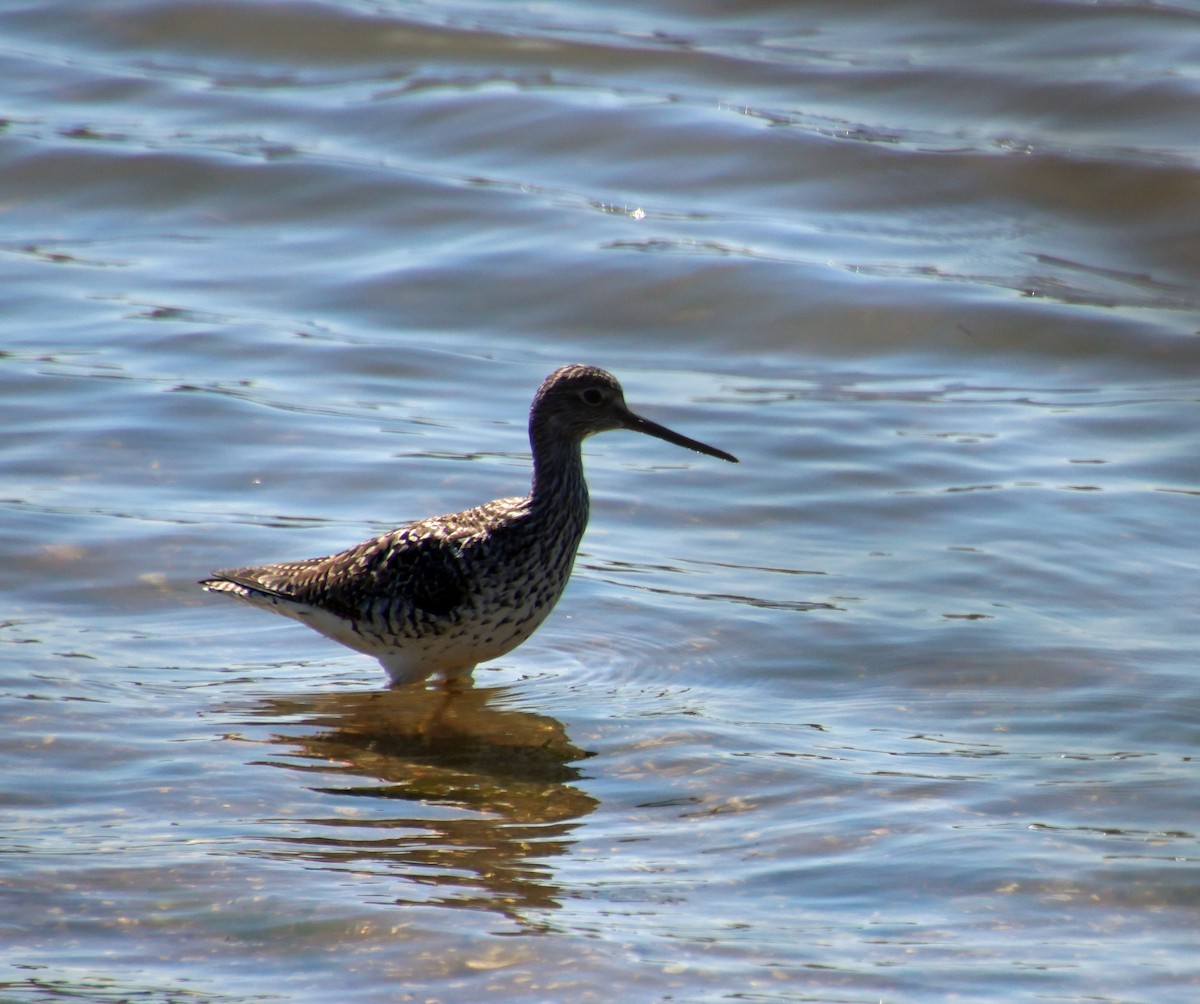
2, 1, 1199, 1002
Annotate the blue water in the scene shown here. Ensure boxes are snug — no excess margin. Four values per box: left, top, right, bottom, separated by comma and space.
3, 1, 1199, 1002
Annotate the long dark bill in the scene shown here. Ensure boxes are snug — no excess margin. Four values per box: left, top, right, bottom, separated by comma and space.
621, 409, 739, 464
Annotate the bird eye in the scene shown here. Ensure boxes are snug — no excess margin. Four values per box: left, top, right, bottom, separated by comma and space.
580, 388, 604, 406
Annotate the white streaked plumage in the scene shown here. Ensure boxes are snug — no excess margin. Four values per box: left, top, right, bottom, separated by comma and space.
200, 364, 737, 685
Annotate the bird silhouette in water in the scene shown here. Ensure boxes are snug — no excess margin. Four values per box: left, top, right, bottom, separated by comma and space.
200, 364, 737, 684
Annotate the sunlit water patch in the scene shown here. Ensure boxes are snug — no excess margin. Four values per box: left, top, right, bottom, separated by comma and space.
4, 0, 1200, 1001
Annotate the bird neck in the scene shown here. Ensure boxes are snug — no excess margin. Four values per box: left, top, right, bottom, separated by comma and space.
529, 433, 589, 516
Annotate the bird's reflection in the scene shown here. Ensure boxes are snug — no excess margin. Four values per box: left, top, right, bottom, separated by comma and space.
230, 677, 597, 921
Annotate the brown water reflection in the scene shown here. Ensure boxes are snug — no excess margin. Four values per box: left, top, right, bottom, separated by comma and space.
235, 683, 597, 921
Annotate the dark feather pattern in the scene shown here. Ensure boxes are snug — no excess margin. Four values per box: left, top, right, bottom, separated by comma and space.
200, 365, 736, 684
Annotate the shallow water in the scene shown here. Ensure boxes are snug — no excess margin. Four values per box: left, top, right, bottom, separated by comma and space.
3, 1, 1199, 1002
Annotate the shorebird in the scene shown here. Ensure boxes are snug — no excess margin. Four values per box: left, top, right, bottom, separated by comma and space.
200, 364, 737, 684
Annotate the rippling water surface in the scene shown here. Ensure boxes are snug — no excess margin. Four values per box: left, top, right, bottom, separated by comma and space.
3, 1, 1199, 1001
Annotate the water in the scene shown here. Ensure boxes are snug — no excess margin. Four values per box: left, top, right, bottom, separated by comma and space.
3, 1, 1199, 1001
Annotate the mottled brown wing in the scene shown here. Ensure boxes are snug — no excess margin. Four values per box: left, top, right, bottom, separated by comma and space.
209, 528, 470, 622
